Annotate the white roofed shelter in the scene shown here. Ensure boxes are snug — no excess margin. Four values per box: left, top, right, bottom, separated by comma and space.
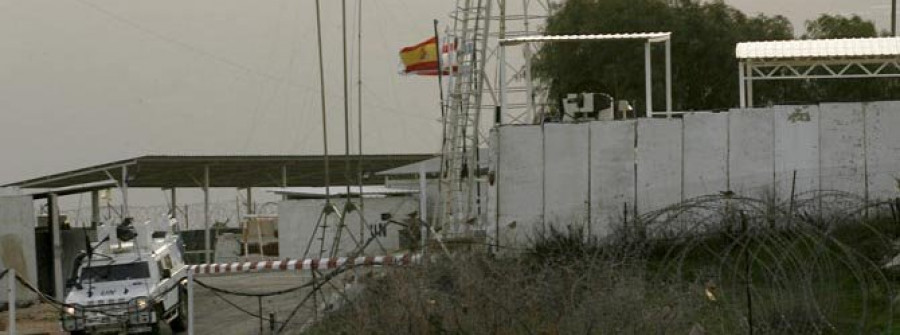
499, 32, 673, 121
737, 37, 900, 108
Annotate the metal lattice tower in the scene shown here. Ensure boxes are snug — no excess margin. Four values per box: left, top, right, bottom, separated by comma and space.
438, 0, 551, 234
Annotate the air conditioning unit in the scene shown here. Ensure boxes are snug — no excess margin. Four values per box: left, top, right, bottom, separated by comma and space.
562, 93, 614, 122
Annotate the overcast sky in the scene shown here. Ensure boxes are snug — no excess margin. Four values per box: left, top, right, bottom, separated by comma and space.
0, 0, 893, 186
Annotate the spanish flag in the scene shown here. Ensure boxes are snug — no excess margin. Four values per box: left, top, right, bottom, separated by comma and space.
399, 37, 455, 76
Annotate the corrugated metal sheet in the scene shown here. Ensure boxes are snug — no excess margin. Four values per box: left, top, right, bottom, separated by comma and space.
3, 154, 433, 189
377, 148, 489, 176
268, 186, 417, 198
736, 37, 900, 60
501, 32, 671, 46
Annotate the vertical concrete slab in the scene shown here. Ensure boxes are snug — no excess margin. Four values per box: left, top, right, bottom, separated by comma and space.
278, 199, 328, 259
543, 123, 590, 234
496, 125, 544, 246
0, 194, 38, 304
636, 118, 683, 214
486, 129, 500, 245
865, 101, 900, 201
819, 103, 866, 195
729, 109, 775, 198
589, 120, 636, 238
342, 197, 417, 256
683, 112, 729, 198
278, 197, 418, 259
773, 105, 820, 202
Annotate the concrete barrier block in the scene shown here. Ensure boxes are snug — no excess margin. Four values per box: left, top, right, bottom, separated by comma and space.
820, 103, 866, 196
636, 118, 683, 214
496, 125, 544, 246
865, 101, 900, 201
543, 123, 589, 234
774, 105, 820, 202
589, 120, 636, 238
729, 109, 774, 198
683, 112, 728, 199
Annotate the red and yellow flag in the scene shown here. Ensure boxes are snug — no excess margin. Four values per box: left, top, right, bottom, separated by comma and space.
399, 37, 455, 76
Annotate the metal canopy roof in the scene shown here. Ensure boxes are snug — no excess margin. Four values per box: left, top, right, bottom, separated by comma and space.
498, 32, 675, 120
377, 148, 489, 176
268, 186, 417, 199
736, 37, 900, 60
500, 32, 671, 46
3, 154, 434, 189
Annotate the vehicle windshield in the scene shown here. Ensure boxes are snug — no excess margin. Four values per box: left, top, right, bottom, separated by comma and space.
80, 262, 150, 283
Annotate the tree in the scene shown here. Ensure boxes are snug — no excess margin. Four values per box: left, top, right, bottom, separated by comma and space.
804, 14, 878, 39
532, 0, 793, 113
791, 14, 900, 103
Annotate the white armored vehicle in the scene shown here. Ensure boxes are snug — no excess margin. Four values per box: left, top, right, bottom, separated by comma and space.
60, 217, 190, 334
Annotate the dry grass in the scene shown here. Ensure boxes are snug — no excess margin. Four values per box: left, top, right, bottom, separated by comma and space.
300, 192, 900, 334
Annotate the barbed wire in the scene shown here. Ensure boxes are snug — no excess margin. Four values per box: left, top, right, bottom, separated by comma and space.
177, 191, 900, 333
194, 276, 313, 298
617, 191, 897, 333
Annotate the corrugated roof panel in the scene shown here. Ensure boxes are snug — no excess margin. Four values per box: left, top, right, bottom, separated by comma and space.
267, 186, 417, 198
501, 32, 672, 46
736, 37, 900, 60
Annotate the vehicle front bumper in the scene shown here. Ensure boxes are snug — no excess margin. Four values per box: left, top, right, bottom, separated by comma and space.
61, 303, 157, 334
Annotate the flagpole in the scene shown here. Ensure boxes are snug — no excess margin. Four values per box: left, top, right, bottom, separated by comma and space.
342, 0, 352, 202
434, 19, 447, 239
434, 20, 447, 121
356, 0, 365, 243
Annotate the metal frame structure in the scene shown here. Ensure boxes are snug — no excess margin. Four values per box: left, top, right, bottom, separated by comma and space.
737, 37, 900, 108
437, 0, 552, 235
499, 32, 674, 121
3, 154, 431, 299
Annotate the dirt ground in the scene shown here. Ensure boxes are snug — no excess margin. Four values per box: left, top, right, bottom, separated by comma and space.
1, 272, 332, 335
183, 272, 327, 335
0, 302, 64, 334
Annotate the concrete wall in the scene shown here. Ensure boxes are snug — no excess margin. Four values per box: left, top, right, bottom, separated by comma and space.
543, 123, 589, 232
728, 109, 775, 198
495, 126, 544, 246
0, 193, 38, 304
492, 102, 900, 244
589, 121, 636, 237
865, 101, 900, 200
35, 228, 93, 296
278, 196, 418, 259
820, 104, 866, 195
773, 105, 820, 201
683, 113, 728, 199
636, 118, 683, 214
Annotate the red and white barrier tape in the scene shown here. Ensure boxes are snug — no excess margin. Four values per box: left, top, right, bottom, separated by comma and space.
189, 254, 419, 275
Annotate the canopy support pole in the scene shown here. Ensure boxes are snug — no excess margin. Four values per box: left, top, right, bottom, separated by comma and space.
746, 62, 754, 108
281, 165, 288, 201
50, 193, 63, 301
739, 61, 747, 108
7, 268, 15, 335
665, 39, 672, 116
203, 165, 210, 264
91, 190, 100, 228
645, 42, 653, 117
121, 166, 129, 218
170, 188, 177, 219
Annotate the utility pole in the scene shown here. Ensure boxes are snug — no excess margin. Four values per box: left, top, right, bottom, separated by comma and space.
893, 0, 897, 36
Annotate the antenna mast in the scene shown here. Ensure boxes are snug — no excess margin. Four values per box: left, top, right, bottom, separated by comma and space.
438, 0, 551, 237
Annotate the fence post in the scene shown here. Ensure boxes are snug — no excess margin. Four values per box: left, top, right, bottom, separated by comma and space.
187, 268, 194, 335
8, 268, 15, 335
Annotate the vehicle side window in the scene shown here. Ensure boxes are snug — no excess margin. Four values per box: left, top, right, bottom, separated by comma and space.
163, 255, 173, 270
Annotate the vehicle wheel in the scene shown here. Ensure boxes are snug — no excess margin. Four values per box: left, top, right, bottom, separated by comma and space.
169, 283, 189, 332
151, 319, 173, 335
